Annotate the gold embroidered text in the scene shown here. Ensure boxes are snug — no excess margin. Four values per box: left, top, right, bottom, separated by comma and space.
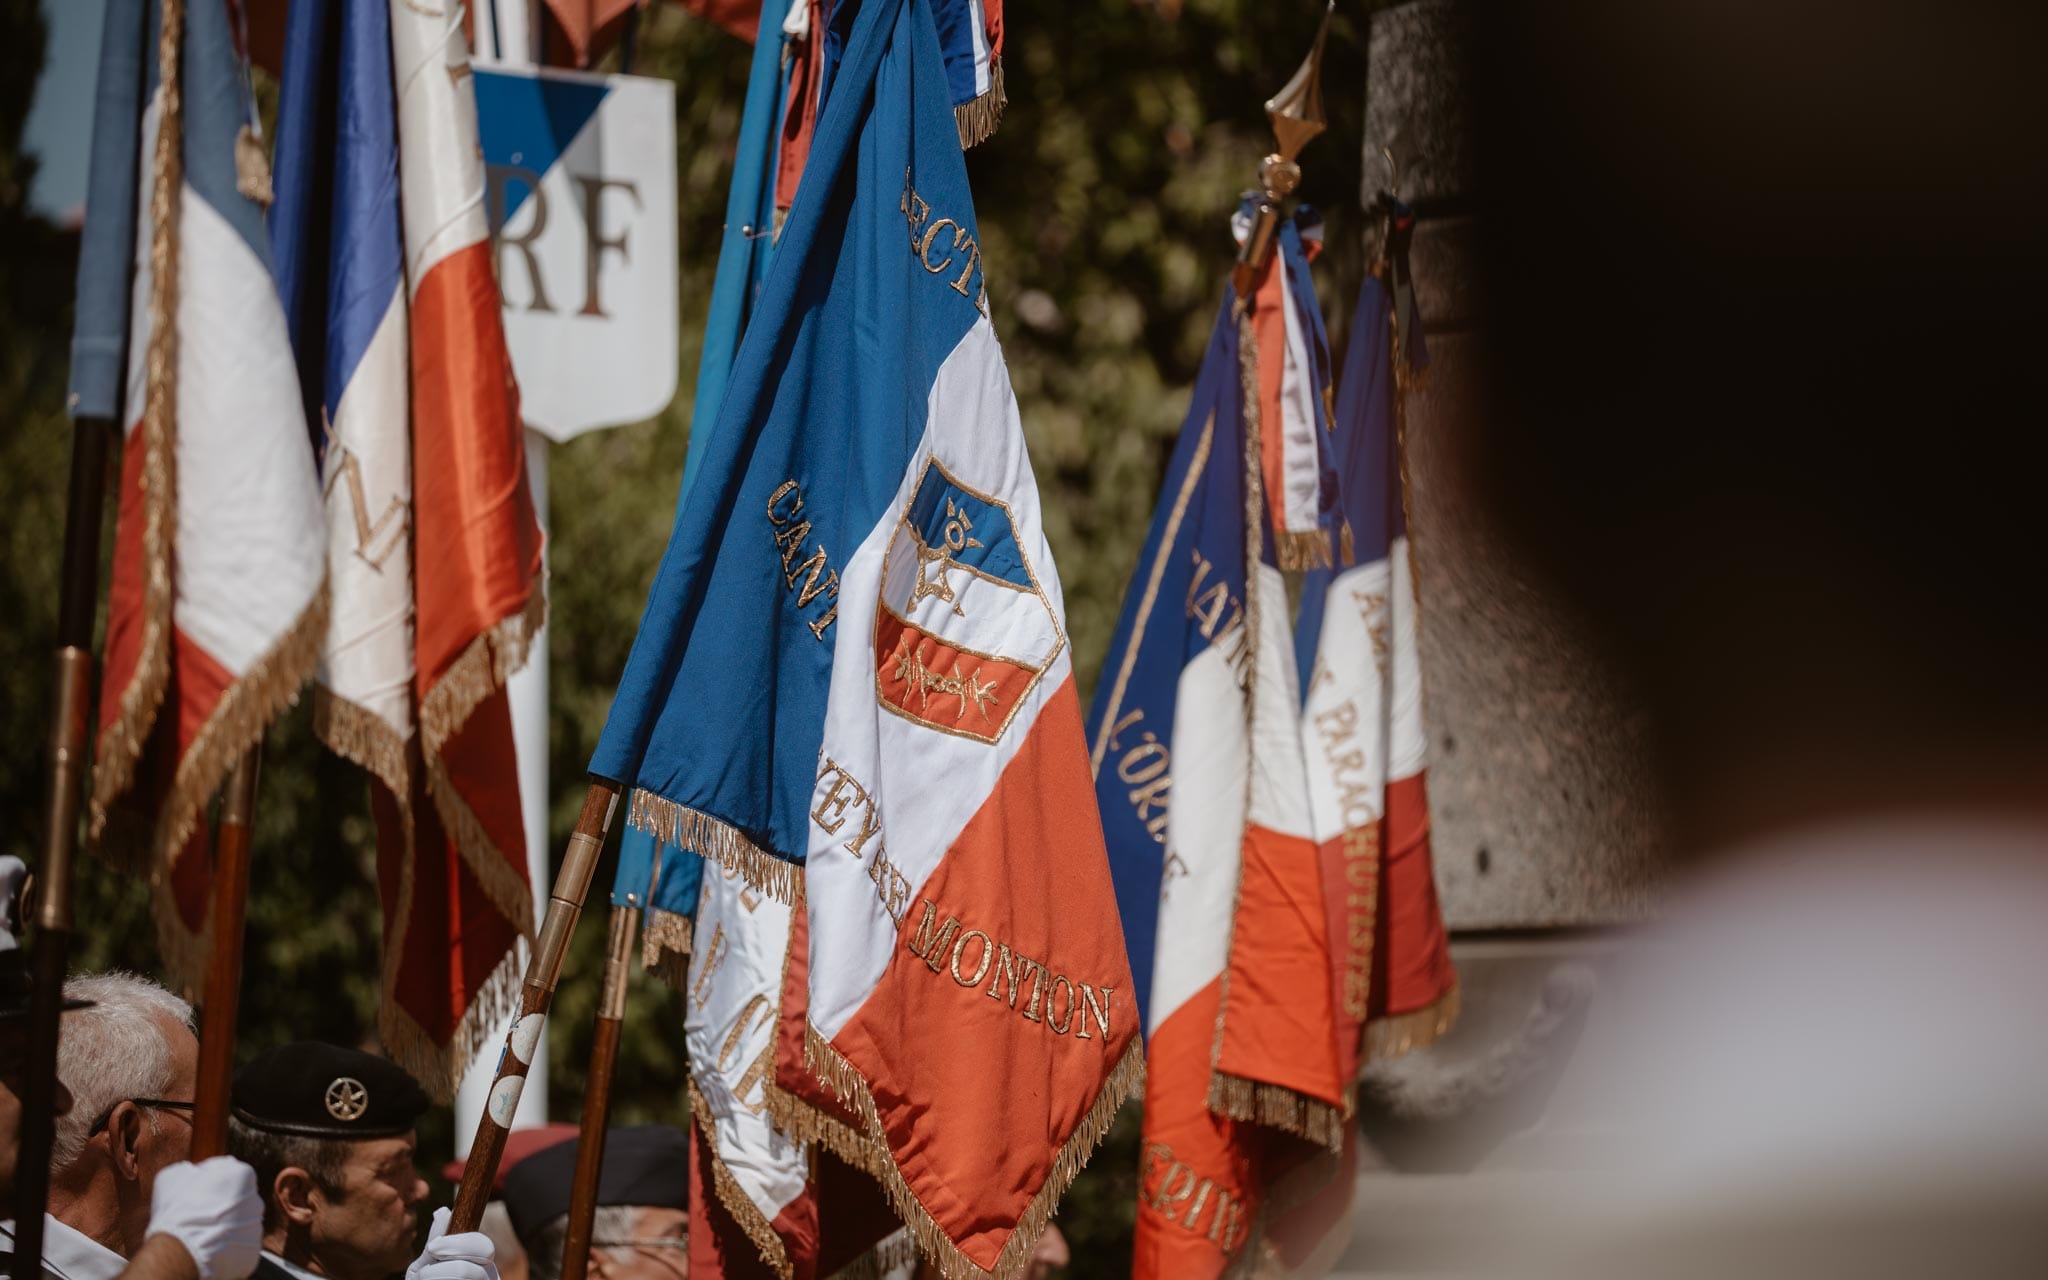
767, 480, 840, 640
904, 901, 1115, 1042
901, 169, 988, 315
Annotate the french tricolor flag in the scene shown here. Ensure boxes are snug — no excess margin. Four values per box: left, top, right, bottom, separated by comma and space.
75, 0, 326, 985
1089, 212, 1348, 1279
1265, 256, 1462, 1274
269, 0, 544, 1097
1295, 263, 1458, 1079
590, 0, 1138, 1274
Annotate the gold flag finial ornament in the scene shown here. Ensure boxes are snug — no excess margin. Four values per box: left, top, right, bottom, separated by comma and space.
1234, 1, 1336, 296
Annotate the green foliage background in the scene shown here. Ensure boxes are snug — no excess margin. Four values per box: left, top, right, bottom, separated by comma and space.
0, 2, 1384, 1272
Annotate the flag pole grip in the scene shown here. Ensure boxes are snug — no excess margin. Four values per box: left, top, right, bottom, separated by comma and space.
451, 780, 622, 1233
191, 748, 261, 1161
561, 904, 637, 1280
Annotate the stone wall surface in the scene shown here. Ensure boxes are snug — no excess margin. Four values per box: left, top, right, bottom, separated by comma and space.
1367, 0, 1664, 927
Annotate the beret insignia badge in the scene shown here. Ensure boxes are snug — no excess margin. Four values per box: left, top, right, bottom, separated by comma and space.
325, 1076, 369, 1122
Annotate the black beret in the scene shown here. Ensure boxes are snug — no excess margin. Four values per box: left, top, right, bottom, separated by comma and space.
501, 1125, 689, 1243
231, 1041, 431, 1139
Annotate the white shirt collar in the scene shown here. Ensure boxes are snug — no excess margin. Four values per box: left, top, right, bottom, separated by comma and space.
262, 1249, 327, 1280
0, 1215, 130, 1280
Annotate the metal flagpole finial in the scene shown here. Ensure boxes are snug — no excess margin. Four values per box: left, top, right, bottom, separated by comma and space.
1234, 1, 1335, 296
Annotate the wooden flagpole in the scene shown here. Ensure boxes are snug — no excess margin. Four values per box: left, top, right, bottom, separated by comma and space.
189, 748, 261, 1159
13, 417, 117, 1271
452, 779, 624, 1231
561, 903, 639, 1280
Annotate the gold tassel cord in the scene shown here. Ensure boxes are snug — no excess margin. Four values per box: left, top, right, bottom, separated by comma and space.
689, 1080, 796, 1280
626, 789, 803, 905
800, 1023, 1145, 1280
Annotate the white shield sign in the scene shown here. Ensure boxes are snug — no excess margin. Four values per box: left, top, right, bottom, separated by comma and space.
475, 67, 678, 441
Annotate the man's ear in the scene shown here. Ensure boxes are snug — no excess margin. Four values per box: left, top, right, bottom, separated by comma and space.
108, 1102, 146, 1181
275, 1167, 321, 1227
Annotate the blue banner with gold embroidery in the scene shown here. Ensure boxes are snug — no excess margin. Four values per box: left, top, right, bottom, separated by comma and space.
589, 0, 1137, 1269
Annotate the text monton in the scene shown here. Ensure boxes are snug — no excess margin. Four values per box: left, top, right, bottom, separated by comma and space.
904, 901, 1118, 1043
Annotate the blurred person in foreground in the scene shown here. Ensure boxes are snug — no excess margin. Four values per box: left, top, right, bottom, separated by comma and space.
226, 1043, 494, 1280
502, 1127, 687, 1280
0, 866, 261, 1280
1462, 2, 2048, 1276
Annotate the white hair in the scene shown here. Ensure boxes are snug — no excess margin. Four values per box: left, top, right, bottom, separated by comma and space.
50, 972, 195, 1170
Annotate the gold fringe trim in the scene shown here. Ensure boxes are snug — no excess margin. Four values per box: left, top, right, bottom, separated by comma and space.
689, 1079, 795, 1280
313, 688, 409, 801
953, 60, 1005, 150
1338, 519, 1356, 568
626, 789, 802, 905
1206, 1072, 1345, 1154
1362, 983, 1460, 1065
1273, 528, 1332, 572
1202, 310, 1268, 1128
763, 1080, 887, 1177
800, 1022, 1144, 1280
155, 584, 330, 995
424, 753, 539, 942
381, 937, 526, 1103
826, 1231, 920, 1280
90, 0, 189, 870
417, 573, 547, 760
641, 909, 694, 991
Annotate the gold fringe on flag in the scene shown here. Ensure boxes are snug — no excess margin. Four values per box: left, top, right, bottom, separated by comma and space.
416, 577, 548, 760
762, 1078, 887, 1176
626, 788, 803, 905
800, 1023, 1144, 1280
89, 0, 188, 872
953, 60, 1005, 149
690, 1079, 796, 1280
1273, 529, 1333, 572
382, 941, 525, 1104
641, 909, 694, 991
1361, 984, 1461, 1065
1206, 1071, 1345, 1154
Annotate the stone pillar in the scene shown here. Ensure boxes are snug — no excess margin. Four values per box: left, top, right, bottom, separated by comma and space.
1368, 0, 1663, 933
1330, 5, 1668, 1273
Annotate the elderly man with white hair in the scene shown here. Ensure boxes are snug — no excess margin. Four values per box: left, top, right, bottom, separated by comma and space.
0, 968, 261, 1280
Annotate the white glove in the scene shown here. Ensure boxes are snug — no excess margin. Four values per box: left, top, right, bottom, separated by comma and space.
147, 1156, 263, 1280
406, 1208, 500, 1280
